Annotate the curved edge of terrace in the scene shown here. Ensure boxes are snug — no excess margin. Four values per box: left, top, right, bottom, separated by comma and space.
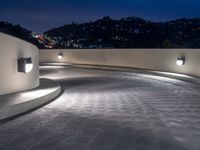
39, 49, 200, 78
0, 78, 61, 121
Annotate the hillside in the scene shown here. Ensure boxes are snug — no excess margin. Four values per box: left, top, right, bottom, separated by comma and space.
1, 17, 200, 49
0, 21, 44, 48
44, 17, 200, 48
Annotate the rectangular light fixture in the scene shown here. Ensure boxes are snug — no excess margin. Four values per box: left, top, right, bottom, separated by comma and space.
18, 57, 33, 73
176, 57, 185, 66
58, 52, 63, 59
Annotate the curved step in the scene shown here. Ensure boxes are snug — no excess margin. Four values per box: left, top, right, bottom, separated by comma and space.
0, 78, 61, 120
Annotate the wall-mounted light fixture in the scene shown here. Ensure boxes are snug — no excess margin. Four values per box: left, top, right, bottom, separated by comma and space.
18, 57, 33, 73
58, 52, 63, 59
176, 56, 185, 66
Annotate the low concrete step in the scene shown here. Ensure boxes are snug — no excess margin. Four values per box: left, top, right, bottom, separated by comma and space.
0, 78, 61, 120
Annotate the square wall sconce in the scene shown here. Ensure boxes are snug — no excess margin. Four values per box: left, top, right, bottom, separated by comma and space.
58, 52, 63, 59
18, 57, 33, 73
176, 57, 185, 66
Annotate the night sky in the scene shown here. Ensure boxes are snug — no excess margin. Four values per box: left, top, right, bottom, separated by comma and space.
1, 0, 200, 32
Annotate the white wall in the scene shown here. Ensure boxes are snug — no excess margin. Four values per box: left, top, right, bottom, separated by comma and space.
0, 33, 39, 95
40, 49, 200, 77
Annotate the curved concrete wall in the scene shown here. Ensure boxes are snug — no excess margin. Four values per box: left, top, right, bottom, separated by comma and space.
0, 33, 39, 95
39, 49, 200, 77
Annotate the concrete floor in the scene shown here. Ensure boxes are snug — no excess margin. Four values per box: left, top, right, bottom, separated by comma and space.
0, 66, 200, 150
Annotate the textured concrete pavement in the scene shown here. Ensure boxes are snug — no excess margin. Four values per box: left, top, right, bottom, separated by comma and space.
0, 66, 200, 150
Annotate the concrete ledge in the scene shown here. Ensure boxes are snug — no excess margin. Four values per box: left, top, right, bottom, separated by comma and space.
0, 78, 61, 121
40, 63, 200, 85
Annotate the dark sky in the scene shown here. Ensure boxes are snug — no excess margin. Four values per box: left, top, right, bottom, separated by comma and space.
1, 0, 200, 32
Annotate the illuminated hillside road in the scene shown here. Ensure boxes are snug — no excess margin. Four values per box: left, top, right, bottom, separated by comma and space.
0, 66, 200, 150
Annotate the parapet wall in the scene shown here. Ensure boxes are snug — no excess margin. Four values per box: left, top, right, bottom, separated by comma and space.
39, 49, 200, 77
0, 33, 39, 95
